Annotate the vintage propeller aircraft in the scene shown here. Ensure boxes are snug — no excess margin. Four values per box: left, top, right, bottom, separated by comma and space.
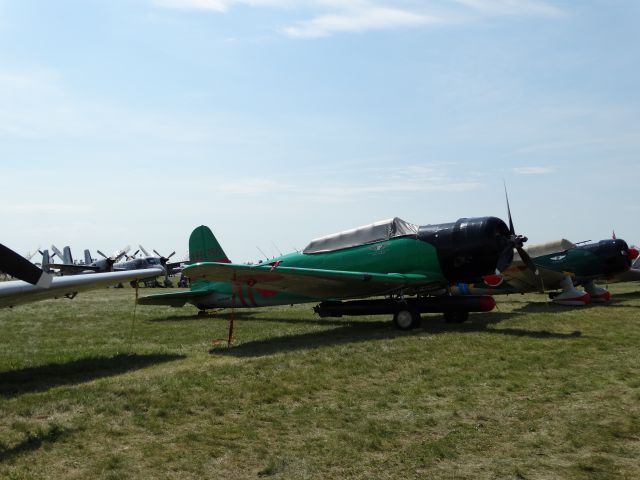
0, 243, 163, 308
138, 208, 537, 330
136, 245, 184, 287
450, 237, 639, 305
44, 244, 168, 288
46, 245, 130, 274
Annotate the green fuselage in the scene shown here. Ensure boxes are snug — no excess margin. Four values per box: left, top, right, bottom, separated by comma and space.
190, 237, 444, 309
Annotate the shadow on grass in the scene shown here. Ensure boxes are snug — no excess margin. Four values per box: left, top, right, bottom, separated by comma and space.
149, 310, 260, 322
608, 289, 640, 300
0, 424, 73, 462
511, 299, 640, 313
152, 310, 349, 327
212, 313, 581, 358
0, 353, 185, 398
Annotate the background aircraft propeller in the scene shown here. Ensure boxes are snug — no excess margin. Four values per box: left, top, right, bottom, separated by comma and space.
125, 249, 140, 261
51, 245, 64, 262
140, 245, 177, 286
97, 246, 130, 271
153, 249, 176, 286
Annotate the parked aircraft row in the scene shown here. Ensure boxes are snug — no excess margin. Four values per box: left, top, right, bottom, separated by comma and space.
2, 200, 638, 331
38, 244, 184, 287
137, 218, 639, 329
0, 242, 163, 308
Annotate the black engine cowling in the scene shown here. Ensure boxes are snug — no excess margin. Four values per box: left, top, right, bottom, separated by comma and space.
579, 239, 632, 276
418, 217, 512, 283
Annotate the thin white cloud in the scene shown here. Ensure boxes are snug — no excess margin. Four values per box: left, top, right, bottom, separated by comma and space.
454, 0, 563, 17
513, 166, 554, 175
151, 0, 564, 38
214, 164, 483, 200
282, 6, 440, 38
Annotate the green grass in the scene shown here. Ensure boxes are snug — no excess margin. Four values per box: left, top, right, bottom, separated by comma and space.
1, 284, 639, 479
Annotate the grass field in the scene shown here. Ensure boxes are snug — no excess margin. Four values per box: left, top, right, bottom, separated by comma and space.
1, 283, 639, 479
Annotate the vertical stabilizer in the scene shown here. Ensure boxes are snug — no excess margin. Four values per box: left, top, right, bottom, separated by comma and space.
84, 249, 93, 265
189, 226, 230, 263
40, 249, 51, 272
63, 246, 73, 264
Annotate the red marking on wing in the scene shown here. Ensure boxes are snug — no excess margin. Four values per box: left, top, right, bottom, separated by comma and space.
256, 288, 278, 298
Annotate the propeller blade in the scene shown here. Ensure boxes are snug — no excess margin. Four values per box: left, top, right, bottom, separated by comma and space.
503, 182, 515, 236
153, 249, 162, 258
516, 245, 539, 276
113, 245, 131, 262
495, 246, 515, 274
131, 249, 139, 258
51, 245, 64, 261
97, 250, 108, 259
0, 243, 52, 287
167, 251, 175, 259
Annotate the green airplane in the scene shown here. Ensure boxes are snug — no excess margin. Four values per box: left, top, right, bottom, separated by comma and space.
139, 213, 536, 330
450, 238, 639, 305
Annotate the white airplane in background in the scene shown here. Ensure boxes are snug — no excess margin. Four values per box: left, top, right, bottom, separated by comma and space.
0, 243, 162, 308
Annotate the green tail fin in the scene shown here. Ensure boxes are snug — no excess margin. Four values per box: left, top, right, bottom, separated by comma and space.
189, 226, 230, 264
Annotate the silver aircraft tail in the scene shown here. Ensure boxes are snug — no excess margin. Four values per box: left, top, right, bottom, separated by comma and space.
63, 246, 73, 264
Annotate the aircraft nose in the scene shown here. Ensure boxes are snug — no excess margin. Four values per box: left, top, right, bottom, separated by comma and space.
628, 247, 639, 261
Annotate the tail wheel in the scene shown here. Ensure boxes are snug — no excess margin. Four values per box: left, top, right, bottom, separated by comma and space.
443, 311, 469, 323
393, 308, 421, 330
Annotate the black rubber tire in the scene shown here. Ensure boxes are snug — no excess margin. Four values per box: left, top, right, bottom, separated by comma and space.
393, 308, 421, 330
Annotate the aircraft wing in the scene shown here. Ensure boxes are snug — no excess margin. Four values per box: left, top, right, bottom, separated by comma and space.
612, 268, 640, 283
183, 262, 440, 300
0, 268, 163, 308
137, 289, 212, 307
501, 262, 566, 292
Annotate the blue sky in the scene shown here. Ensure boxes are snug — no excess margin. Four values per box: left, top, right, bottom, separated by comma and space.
1, 0, 638, 262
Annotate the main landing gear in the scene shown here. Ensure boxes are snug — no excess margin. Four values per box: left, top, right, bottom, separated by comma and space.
315, 297, 488, 330
393, 308, 421, 330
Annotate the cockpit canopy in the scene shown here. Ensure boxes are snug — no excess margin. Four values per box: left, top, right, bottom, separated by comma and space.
303, 217, 418, 254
